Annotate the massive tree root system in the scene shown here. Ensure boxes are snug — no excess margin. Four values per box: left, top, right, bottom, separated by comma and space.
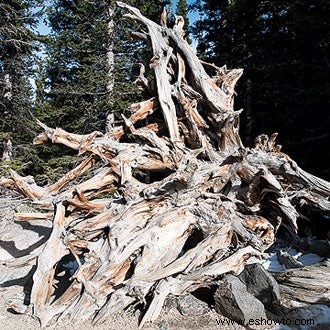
1, 2, 329, 327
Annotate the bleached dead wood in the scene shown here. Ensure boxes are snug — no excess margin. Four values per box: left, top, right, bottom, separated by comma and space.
2, 138, 12, 161
1, 2, 329, 328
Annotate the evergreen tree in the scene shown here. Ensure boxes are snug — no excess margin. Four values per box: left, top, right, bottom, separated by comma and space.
43, 0, 113, 133
192, 0, 330, 179
0, 0, 41, 165
190, 0, 224, 60
32, 1, 170, 181
43, 0, 171, 133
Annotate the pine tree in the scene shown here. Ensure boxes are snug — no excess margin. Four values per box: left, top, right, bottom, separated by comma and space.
43, 0, 111, 133
43, 0, 171, 133
192, 0, 330, 179
0, 0, 40, 164
34, 1, 170, 181
191, 0, 224, 60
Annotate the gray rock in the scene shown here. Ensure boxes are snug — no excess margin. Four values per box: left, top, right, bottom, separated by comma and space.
163, 295, 178, 310
158, 321, 169, 330
214, 274, 267, 326
239, 263, 280, 308
176, 294, 210, 317
277, 250, 303, 269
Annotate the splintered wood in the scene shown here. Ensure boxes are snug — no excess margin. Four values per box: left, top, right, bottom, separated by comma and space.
1, 2, 329, 327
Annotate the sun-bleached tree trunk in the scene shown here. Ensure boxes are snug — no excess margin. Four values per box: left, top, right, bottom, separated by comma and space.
1, 2, 329, 328
245, 78, 253, 144
2, 138, 12, 161
1, 72, 13, 162
105, 4, 116, 135
2, 73, 13, 132
106, 5, 115, 94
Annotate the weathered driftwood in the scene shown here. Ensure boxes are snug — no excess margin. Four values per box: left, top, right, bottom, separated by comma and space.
0, 2, 329, 327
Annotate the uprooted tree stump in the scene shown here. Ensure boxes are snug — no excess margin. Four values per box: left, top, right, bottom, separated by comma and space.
1, 2, 329, 327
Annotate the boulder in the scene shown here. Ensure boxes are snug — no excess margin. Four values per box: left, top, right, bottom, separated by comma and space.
176, 294, 210, 317
239, 263, 280, 309
214, 274, 267, 326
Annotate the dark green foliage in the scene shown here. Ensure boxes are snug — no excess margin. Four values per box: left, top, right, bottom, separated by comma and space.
192, 0, 330, 179
43, 0, 171, 133
43, 0, 112, 132
0, 0, 42, 174
0, 0, 36, 135
0, 2, 187, 180
190, 0, 223, 60
127, 0, 170, 20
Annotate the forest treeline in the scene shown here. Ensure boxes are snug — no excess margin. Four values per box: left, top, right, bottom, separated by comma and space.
0, 0, 329, 182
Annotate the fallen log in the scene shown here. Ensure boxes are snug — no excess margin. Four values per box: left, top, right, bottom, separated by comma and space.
0, 2, 329, 328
